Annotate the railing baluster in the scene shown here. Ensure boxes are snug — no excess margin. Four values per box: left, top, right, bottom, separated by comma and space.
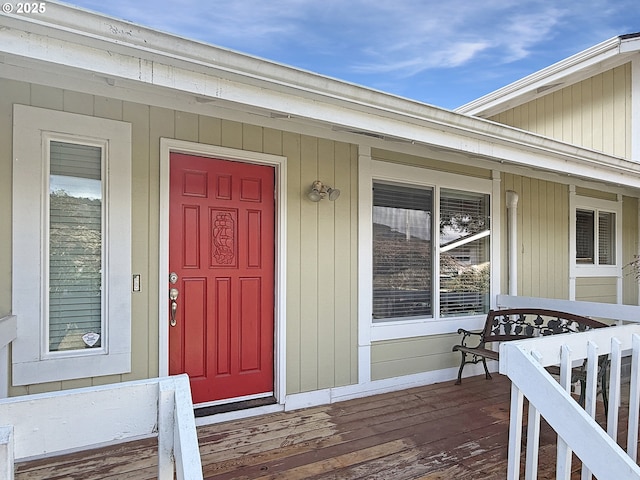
557, 344, 573, 480
508, 382, 524, 480
525, 404, 540, 480
627, 334, 640, 461
581, 341, 599, 480
607, 337, 622, 440
525, 351, 543, 480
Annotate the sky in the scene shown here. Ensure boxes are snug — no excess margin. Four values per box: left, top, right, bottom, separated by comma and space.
62, 0, 640, 110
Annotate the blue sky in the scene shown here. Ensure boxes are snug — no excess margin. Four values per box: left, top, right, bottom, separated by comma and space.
63, 0, 639, 110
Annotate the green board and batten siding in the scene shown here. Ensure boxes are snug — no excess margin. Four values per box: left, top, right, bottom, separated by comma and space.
0, 79, 359, 397
489, 63, 636, 307
1, 76, 637, 393
489, 63, 632, 160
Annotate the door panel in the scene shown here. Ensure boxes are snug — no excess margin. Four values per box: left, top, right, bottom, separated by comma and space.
169, 153, 275, 404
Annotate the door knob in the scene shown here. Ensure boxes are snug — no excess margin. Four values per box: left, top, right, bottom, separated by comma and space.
169, 287, 179, 327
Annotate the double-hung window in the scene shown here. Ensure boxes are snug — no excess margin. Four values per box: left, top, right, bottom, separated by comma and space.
571, 194, 621, 278
363, 160, 494, 341
12, 105, 132, 385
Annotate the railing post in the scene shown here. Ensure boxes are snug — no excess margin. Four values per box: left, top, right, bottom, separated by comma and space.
0, 426, 14, 480
172, 374, 203, 480
0, 316, 17, 400
157, 378, 176, 480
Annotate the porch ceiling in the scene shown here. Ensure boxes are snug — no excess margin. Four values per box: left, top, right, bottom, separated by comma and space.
2, 4, 640, 192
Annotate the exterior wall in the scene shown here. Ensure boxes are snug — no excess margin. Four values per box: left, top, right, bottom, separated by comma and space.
501, 173, 570, 299
490, 64, 632, 160
0, 78, 359, 397
575, 277, 618, 303
1, 78, 638, 395
371, 334, 459, 381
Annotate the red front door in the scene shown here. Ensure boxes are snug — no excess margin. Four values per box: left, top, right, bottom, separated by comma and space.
169, 152, 275, 404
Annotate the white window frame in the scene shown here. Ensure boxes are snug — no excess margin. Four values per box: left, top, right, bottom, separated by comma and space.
570, 192, 622, 278
359, 158, 496, 344
12, 105, 132, 385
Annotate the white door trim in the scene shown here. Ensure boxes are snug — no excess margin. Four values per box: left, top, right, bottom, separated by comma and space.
159, 138, 287, 404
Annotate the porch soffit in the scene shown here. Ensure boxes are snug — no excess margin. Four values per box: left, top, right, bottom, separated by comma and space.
2, 5, 640, 191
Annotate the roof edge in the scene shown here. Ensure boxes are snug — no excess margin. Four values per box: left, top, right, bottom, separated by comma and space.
455, 33, 640, 117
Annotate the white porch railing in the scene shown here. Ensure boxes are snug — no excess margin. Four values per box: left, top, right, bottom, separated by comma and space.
497, 294, 640, 324
500, 324, 640, 479
0, 374, 203, 480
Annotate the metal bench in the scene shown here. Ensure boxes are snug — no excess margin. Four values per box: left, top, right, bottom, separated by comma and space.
452, 308, 610, 408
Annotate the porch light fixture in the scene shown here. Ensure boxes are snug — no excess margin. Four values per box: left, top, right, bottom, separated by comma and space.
307, 180, 340, 202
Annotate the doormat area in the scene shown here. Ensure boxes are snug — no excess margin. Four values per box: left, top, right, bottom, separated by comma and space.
194, 396, 277, 417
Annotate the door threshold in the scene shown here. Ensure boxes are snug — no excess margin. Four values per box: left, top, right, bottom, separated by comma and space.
194, 396, 277, 417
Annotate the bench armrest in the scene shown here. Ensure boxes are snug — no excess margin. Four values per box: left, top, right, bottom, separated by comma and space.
455, 328, 484, 348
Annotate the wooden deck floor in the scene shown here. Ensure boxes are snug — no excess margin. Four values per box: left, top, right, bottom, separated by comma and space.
15, 374, 613, 479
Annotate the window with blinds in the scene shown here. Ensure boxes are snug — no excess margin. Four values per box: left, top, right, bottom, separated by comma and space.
575, 208, 615, 266
372, 183, 433, 322
49, 141, 103, 352
439, 189, 490, 317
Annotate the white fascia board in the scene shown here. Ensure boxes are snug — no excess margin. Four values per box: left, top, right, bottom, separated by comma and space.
620, 35, 640, 54
4, 7, 640, 189
456, 35, 638, 117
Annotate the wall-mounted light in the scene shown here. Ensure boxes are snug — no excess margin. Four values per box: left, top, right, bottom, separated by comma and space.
307, 180, 340, 202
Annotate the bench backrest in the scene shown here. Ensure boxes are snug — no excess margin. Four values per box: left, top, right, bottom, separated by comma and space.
482, 308, 609, 343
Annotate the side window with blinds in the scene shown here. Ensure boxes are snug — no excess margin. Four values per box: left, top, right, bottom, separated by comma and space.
372, 183, 433, 322
49, 141, 103, 352
13, 105, 131, 385
575, 207, 616, 266
439, 189, 490, 317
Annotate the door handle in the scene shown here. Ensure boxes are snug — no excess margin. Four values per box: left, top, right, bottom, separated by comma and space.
169, 288, 179, 327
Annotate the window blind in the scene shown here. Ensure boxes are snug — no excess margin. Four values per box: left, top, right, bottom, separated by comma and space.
49, 141, 103, 352
439, 189, 490, 317
598, 211, 615, 265
576, 209, 595, 264
372, 183, 432, 321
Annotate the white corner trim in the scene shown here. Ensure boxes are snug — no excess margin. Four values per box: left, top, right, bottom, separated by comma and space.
357, 146, 373, 384
158, 138, 288, 404
632, 55, 640, 163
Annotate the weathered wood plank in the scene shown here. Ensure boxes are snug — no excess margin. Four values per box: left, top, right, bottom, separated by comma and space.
15, 374, 626, 480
